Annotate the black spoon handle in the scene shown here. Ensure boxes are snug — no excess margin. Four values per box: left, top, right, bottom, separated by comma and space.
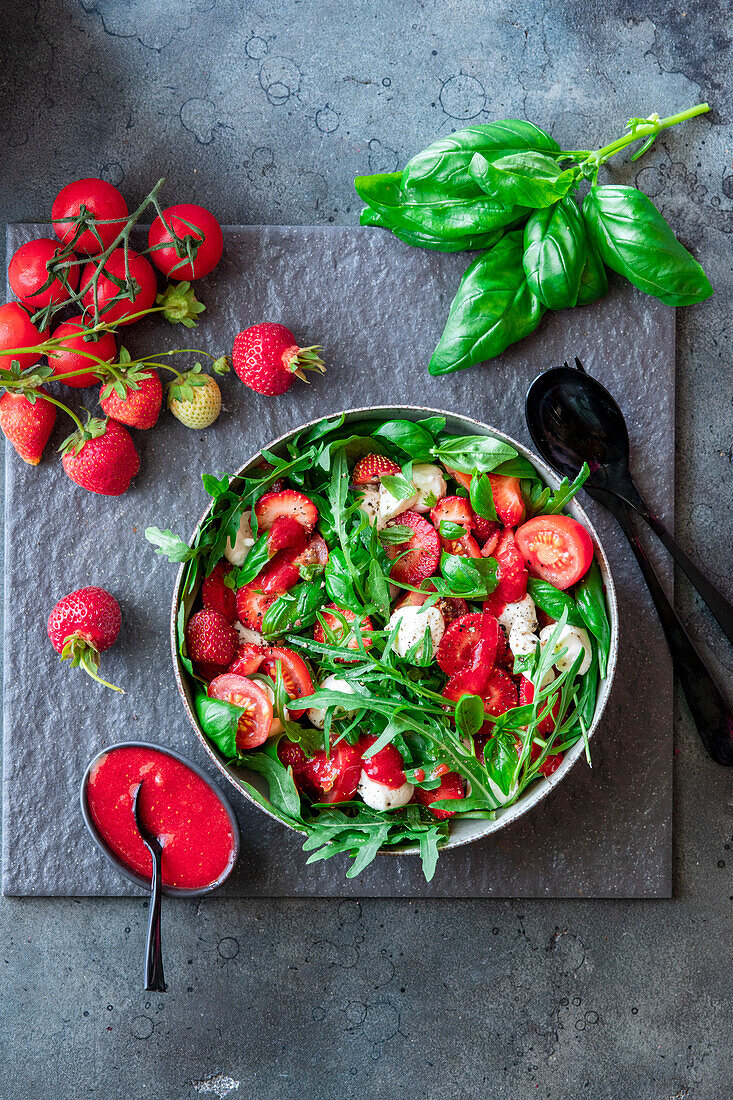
143, 842, 166, 993
599, 492, 733, 765
602, 476, 733, 648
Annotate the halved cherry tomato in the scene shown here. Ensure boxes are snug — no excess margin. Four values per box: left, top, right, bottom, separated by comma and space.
359, 735, 407, 789
515, 515, 594, 590
260, 647, 314, 719
301, 742, 362, 804
208, 673, 273, 749
292, 533, 329, 570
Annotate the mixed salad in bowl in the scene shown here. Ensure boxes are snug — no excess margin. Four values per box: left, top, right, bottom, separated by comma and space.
153, 408, 616, 880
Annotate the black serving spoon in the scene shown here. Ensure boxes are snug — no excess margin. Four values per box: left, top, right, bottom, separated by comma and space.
526, 359, 733, 766
132, 782, 167, 993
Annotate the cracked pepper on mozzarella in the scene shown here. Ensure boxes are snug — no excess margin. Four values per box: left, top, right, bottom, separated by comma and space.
388, 604, 445, 661
224, 509, 255, 565
539, 623, 593, 674
410, 464, 447, 512
357, 772, 414, 811
498, 594, 540, 657
377, 482, 418, 523
307, 674, 357, 729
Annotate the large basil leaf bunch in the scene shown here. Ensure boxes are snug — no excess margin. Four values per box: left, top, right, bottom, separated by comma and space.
355, 104, 712, 374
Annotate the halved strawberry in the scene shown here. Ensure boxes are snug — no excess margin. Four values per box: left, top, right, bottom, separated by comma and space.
488, 474, 524, 527
229, 642, 269, 677
414, 772, 464, 819
352, 453, 400, 485
444, 533, 481, 558
384, 511, 441, 586
277, 737, 308, 770
267, 514, 308, 554
201, 561, 236, 622
291, 533, 329, 570
314, 604, 373, 654
359, 735, 407, 789
482, 528, 528, 604
236, 583, 280, 631
430, 495, 473, 531
483, 669, 518, 716
437, 612, 498, 677
518, 676, 561, 736
254, 489, 318, 533
530, 742, 563, 777
472, 515, 501, 549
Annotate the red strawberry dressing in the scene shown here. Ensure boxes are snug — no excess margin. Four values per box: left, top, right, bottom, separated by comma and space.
86, 745, 236, 890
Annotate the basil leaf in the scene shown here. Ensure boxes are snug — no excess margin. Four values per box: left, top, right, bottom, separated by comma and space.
233, 531, 270, 586
367, 558, 391, 620
575, 561, 611, 679
492, 455, 540, 480
470, 151, 578, 209
575, 642, 598, 731
429, 230, 545, 375
455, 693, 485, 739
576, 233, 608, 306
416, 416, 445, 436
439, 520, 467, 540
362, 205, 510, 252
373, 419, 435, 461
485, 734, 516, 798
526, 578, 585, 628
402, 119, 561, 196
435, 433, 517, 474
469, 472, 498, 521
354, 172, 523, 238
261, 581, 327, 638
379, 524, 413, 544
380, 472, 417, 500
523, 197, 586, 310
194, 692, 240, 760
439, 552, 498, 597
583, 185, 712, 306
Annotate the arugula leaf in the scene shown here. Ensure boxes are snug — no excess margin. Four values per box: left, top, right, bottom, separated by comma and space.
145, 527, 197, 563
367, 558, 391, 620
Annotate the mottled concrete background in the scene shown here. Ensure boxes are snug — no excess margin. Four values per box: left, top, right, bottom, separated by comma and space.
0, 2, 731, 1098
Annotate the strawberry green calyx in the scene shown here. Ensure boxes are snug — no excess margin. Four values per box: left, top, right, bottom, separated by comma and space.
59, 633, 125, 693
100, 348, 156, 401
157, 281, 206, 328
286, 344, 326, 382
165, 362, 211, 404
58, 413, 108, 457
212, 355, 231, 375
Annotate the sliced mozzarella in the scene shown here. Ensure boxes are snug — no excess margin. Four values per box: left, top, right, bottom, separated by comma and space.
377, 482, 418, 523
257, 680, 284, 737
357, 772, 414, 811
539, 623, 592, 675
307, 674, 357, 729
498, 594, 539, 657
357, 486, 380, 527
224, 509, 255, 566
411, 463, 448, 512
235, 623, 267, 646
388, 604, 445, 661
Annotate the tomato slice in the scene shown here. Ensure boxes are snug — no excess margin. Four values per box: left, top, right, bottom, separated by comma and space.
260, 647, 314, 719
515, 515, 594, 590
208, 673, 274, 750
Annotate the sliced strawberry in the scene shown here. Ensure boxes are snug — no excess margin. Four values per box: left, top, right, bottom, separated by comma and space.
359, 734, 407, 789
201, 561, 236, 622
277, 737, 308, 771
235, 583, 280, 631
444, 533, 481, 558
229, 642, 269, 677
259, 547, 303, 593
254, 489, 318, 534
384, 511, 441, 586
472, 515, 501, 549
314, 604, 373, 655
267, 514, 308, 554
488, 474, 524, 527
414, 772, 464, 819
441, 612, 500, 697
436, 596, 469, 625
291, 533, 329, 570
494, 623, 514, 670
518, 676, 561, 736
352, 453, 400, 485
300, 742, 363, 803
530, 742, 563, 777
483, 669, 518, 716
437, 612, 496, 676
483, 528, 528, 604
430, 495, 473, 531
444, 465, 472, 492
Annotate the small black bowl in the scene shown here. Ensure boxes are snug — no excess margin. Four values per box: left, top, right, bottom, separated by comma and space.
80, 740, 241, 898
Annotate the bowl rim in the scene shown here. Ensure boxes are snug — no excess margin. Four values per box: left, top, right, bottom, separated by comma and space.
169, 404, 619, 856
80, 739, 241, 897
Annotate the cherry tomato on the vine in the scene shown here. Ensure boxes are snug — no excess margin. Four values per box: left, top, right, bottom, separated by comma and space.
52, 178, 129, 255
148, 203, 223, 281
0, 302, 49, 369
8, 238, 79, 311
48, 315, 117, 388
80, 248, 157, 326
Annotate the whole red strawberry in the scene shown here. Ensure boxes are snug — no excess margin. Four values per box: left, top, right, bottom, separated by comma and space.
100, 370, 162, 430
61, 416, 140, 496
232, 322, 325, 396
201, 561, 237, 622
0, 389, 56, 465
185, 608, 238, 672
48, 586, 123, 692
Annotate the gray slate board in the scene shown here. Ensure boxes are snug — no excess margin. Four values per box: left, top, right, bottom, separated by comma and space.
2, 224, 674, 897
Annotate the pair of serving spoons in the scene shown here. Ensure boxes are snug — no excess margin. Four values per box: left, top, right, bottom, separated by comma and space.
526, 358, 733, 766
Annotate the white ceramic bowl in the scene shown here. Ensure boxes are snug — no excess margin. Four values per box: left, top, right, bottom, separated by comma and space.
170, 405, 619, 856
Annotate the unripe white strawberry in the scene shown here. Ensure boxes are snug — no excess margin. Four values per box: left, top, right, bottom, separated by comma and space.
168, 372, 221, 428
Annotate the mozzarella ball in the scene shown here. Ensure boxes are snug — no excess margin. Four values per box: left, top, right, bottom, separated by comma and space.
411, 463, 448, 512
498, 594, 539, 657
307, 674, 357, 729
224, 509, 255, 566
539, 623, 592, 675
377, 482, 418, 523
357, 772, 414, 811
357, 486, 380, 527
235, 623, 267, 646
388, 604, 445, 661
